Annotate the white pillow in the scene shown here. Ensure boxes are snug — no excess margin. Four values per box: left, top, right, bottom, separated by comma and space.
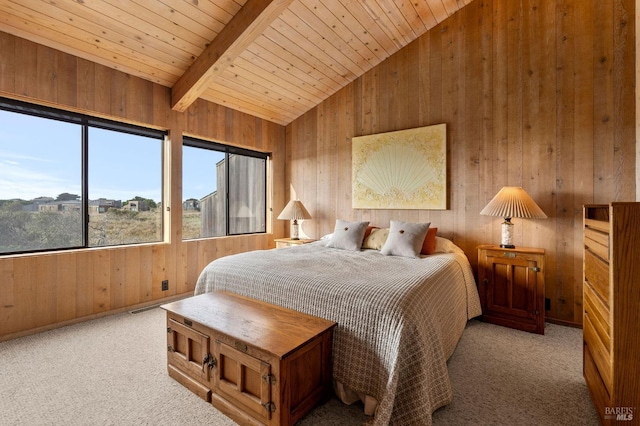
380, 220, 430, 258
325, 220, 370, 251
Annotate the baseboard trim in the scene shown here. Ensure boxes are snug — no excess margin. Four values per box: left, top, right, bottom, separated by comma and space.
546, 318, 582, 329
0, 292, 192, 342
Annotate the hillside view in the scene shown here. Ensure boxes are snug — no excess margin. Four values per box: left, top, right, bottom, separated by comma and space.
0, 194, 203, 253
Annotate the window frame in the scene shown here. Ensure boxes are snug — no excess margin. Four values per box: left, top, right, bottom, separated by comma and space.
182, 136, 269, 239
0, 97, 166, 255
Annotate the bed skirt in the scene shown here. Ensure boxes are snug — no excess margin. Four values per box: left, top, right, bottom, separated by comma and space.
334, 380, 378, 416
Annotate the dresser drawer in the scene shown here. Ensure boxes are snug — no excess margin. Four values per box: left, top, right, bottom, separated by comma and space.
584, 228, 609, 262
583, 313, 612, 396
482, 248, 540, 263
583, 282, 610, 352
584, 250, 610, 307
584, 340, 610, 419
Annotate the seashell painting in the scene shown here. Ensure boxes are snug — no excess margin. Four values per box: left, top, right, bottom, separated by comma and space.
352, 124, 447, 209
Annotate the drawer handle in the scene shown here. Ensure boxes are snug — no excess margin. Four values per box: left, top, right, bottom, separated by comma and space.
202, 353, 217, 372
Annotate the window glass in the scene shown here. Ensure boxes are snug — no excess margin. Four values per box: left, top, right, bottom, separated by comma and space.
0, 99, 165, 254
0, 109, 82, 253
88, 127, 162, 246
228, 154, 266, 234
182, 145, 225, 239
182, 139, 267, 239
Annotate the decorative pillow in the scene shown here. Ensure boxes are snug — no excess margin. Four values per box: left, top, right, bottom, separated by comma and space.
325, 220, 370, 251
320, 233, 333, 241
363, 225, 378, 242
433, 236, 464, 254
380, 221, 431, 258
420, 227, 438, 255
362, 228, 389, 250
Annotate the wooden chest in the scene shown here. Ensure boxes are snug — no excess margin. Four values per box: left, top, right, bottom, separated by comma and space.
161, 291, 337, 426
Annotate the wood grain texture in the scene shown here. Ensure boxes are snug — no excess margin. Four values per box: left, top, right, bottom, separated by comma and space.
0, 0, 469, 124
0, 32, 285, 340
583, 203, 640, 422
163, 291, 336, 425
284, 0, 636, 326
171, 0, 295, 111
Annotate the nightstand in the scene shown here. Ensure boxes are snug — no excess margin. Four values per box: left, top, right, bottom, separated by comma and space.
274, 238, 316, 248
477, 245, 545, 334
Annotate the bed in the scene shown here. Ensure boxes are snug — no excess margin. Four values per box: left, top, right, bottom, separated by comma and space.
194, 231, 482, 426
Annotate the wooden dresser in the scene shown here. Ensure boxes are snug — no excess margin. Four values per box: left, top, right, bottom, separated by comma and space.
477, 245, 545, 334
161, 291, 336, 426
583, 203, 640, 423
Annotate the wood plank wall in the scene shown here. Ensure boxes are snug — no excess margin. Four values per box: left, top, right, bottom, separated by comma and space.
285, 0, 636, 326
0, 31, 286, 340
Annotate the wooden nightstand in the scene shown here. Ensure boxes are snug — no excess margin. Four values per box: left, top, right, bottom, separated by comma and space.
274, 238, 316, 248
477, 245, 545, 334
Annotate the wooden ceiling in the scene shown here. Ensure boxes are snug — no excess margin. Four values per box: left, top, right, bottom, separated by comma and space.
0, 0, 472, 125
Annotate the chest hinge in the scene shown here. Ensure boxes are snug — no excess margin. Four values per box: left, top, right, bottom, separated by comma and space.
262, 402, 276, 413
262, 373, 277, 385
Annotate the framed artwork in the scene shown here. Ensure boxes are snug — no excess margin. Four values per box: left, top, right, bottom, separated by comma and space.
352, 123, 447, 209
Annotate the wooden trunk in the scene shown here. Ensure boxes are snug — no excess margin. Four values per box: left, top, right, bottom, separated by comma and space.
162, 291, 336, 426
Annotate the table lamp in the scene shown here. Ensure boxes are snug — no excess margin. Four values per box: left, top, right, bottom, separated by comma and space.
277, 200, 312, 240
480, 186, 547, 248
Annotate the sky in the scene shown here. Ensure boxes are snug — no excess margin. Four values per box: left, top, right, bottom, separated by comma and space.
0, 109, 222, 203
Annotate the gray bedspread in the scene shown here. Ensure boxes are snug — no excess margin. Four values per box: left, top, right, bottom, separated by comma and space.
194, 239, 481, 425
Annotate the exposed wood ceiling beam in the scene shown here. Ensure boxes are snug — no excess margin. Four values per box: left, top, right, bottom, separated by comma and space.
171, 0, 294, 112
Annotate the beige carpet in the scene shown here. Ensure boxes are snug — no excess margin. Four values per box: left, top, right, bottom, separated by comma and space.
0, 308, 599, 425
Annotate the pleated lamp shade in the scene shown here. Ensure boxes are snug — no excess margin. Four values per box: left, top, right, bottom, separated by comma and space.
277, 200, 312, 221
277, 200, 312, 240
480, 187, 546, 248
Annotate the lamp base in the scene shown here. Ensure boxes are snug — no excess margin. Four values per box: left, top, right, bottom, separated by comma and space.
291, 220, 300, 240
501, 219, 514, 248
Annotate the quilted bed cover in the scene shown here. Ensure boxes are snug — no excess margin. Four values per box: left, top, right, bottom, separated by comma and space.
194, 240, 482, 425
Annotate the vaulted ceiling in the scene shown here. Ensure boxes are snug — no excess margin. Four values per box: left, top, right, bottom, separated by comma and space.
0, 0, 472, 125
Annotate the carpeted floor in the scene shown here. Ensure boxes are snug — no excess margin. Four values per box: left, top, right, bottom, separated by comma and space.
0, 308, 599, 425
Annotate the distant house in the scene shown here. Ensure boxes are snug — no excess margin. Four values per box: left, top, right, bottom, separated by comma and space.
123, 200, 148, 212
183, 199, 199, 211
89, 199, 122, 214
39, 200, 81, 212
23, 197, 55, 211
37, 198, 121, 214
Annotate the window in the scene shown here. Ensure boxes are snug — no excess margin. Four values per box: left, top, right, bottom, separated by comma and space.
182, 137, 268, 239
0, 98, 165, 255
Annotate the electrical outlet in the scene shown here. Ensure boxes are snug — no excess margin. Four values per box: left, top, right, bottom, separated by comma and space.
162, 280, 169, 291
